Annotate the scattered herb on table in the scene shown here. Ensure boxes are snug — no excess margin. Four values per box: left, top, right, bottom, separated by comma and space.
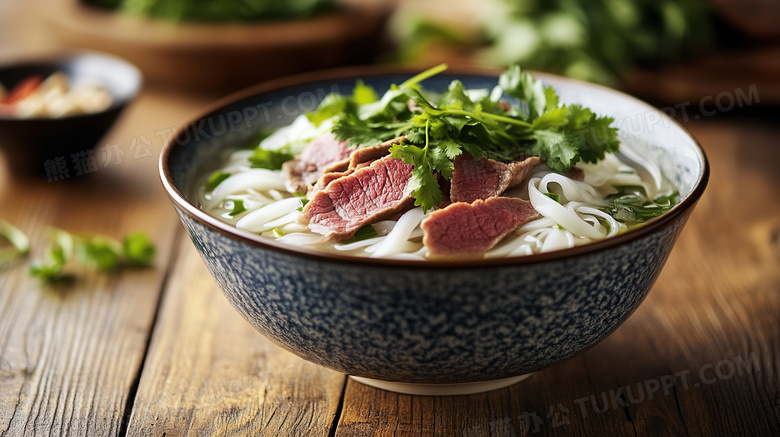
0, 220, 30, 264
29, 229, 156, 284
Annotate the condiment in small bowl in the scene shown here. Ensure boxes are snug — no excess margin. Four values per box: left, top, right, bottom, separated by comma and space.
0, 51, 141, 179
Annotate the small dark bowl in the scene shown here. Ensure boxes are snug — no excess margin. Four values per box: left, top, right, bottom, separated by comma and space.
160, 67, 709, 395
0, 51, 141, 178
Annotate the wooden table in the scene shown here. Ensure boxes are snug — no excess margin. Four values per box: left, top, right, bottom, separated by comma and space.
2, 4, 779, 437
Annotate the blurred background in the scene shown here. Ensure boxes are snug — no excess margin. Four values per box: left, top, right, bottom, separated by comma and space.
2, 0, 779, 100
0, 0, 778, 179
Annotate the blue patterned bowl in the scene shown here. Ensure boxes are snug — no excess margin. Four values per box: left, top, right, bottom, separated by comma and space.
160, 68, 708, 395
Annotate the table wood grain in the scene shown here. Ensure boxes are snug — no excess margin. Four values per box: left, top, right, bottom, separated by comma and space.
1, 2, 779, 436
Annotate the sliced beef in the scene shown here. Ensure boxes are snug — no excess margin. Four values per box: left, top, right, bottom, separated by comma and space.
347, 136, 403, 168
308, 137, 403, 198
300, 156, 414, 240
450, 155, 542, 203
564, 166, 584, 181
282, 133, 352, 193
421, 197, 538, 257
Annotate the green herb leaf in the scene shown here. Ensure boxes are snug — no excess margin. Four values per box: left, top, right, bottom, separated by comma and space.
341, 225, 378, 243
29, 229, 157, 284
122, 232, 156, 266
604, 186, 679, 225
322, 64, 620, 211
206, 171, 231, 191
353, 79, 378, 105
0, 220, 30, 264
297, 197, 309, 211
544, 192, 561, 203
248, 149, 295, 170
81, 236, 122, 271
227, 199, 247, 217
529, 130, 578, 172
306, 93, 348, 127
498, 65, 548, 120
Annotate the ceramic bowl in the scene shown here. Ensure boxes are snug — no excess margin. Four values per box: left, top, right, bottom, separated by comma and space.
160, 68, 709, 395
0, 51, 141, 178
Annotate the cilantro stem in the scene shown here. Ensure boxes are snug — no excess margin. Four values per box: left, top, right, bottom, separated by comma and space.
480, 112, 533, 128
439, 109, 532, 129
400, 63, 449, 89
424, 118, 430, 152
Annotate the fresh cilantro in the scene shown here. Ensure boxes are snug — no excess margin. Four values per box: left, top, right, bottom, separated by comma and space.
29, 229, 157, 284
206, 171, 231, 191
315, 63, 620, 212
604, 186, 679, 225
0, 220, 30, 264
352, 79, 378, 105
306, 93, 350, 127
341, 225, 378, 243
81, 236, 123, 270
227, 199, 247, 217
544, 192, 561, 203
498, 64, 550, 120
122, 232, 156, 266
248, 149, 295, 170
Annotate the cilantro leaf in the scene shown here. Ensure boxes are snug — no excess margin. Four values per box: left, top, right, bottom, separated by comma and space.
206, 171, 231, 191
315, 63, 621, 211
333, 113, 409, 148
341, 224, 378, 243
389, 141, 443, 212
248, 148, 295, 170
306, 92, 349, 127
227, 199, 247, 217
353, 79, 378, 105
531, 106, 570, 130
0, 220, 30, 264
529, 130, 578, 172
29, 229, 157, 284
498, 65, 547, 120
438, 80, 475, 111
80, 236, 122, 270
122, 232, 156, 266
604, 186, 679, 225
409, 164, 443, 211
567, 106, 620, 163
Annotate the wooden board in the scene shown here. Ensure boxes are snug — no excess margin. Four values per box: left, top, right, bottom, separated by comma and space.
124, 238, 347, 437
0, 85, 212, 436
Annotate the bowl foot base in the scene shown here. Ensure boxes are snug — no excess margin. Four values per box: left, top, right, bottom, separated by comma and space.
349, 373, 533, 396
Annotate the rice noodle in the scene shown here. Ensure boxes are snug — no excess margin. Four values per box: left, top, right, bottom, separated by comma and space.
370, 208, 426, 258
200, 149, 669, 258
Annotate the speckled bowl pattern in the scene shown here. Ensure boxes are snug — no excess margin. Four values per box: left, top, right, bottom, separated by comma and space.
160, 68, 708, 385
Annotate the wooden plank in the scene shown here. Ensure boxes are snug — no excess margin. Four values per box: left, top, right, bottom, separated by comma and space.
334, 117, 780, 435
0, 0, 216, 427
0, 88, 200, 435
125, 237, 347, 437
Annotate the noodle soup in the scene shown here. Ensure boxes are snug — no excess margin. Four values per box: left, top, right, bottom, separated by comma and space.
197, 65, 678, 260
